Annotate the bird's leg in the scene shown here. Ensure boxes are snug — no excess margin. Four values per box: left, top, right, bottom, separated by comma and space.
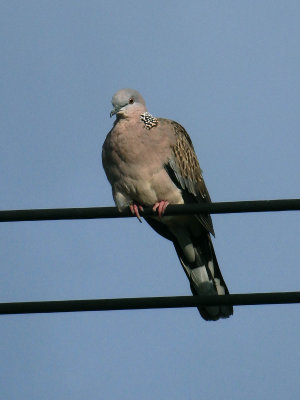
129, 203, 144, 223
153, 201, 169, 218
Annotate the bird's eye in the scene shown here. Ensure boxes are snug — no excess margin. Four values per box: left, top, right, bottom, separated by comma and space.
129, 98, 134, 104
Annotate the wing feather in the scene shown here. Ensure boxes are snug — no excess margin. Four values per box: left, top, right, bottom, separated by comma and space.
162, 119, 215, 236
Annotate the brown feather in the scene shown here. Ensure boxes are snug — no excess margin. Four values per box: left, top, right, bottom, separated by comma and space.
160, 119, 215, 236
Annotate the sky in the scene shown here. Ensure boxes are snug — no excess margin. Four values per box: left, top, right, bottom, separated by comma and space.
0, 1, 299, 399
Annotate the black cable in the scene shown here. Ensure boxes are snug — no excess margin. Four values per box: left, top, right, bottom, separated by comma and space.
1, 200, 299, 316
1, 292, 299, 315
0, 199, 300, 223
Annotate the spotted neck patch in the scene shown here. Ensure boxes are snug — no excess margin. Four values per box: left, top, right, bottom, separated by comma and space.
140, 112, 158, 130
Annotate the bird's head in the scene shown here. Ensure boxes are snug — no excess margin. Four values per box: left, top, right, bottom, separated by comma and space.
110, 88, 147, 119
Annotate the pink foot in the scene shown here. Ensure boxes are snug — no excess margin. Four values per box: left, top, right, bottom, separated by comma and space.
153, 201, 169, 218
129, 203, 144, 223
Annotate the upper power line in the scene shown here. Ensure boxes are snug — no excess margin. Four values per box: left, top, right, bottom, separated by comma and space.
0, 198, 300, 223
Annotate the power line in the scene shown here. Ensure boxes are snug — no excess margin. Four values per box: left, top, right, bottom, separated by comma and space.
1, 200, 299, 317
1, 292, 300, 315
0, 198, 300, 223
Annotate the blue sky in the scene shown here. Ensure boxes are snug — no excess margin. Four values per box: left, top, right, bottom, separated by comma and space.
0, 1, 299, 399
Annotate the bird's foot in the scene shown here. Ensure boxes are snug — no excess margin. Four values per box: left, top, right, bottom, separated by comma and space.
153, 201, 169, 218
129, 203, 144, 223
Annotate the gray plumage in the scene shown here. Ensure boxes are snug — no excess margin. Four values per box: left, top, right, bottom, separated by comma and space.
102, 88, 233, 321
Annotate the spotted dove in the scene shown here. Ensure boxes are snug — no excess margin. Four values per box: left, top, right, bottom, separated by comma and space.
102, 88, 233, 321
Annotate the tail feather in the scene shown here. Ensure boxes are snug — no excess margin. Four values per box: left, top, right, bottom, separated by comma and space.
173, 235, 233, 321
144, 215, 233, 321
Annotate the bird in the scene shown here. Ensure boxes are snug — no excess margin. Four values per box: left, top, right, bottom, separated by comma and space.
102, 88, 233, 321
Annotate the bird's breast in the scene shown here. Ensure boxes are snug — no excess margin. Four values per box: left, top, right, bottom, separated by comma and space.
103, 121, 182, 206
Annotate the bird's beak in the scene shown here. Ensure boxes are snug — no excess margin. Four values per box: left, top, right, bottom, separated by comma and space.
110, 105, 120, 118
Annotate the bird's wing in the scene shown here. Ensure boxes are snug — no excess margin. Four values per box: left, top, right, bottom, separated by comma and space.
161, 119, 215, 236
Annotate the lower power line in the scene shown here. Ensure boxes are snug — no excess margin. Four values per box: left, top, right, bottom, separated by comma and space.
1, 291, 299, 315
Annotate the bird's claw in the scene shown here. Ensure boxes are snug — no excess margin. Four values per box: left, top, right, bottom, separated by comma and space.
129, 203, 144, 223
153, 201, 169, 218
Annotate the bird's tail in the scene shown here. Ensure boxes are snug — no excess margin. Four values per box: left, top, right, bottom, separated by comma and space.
173, 234, 233, 321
